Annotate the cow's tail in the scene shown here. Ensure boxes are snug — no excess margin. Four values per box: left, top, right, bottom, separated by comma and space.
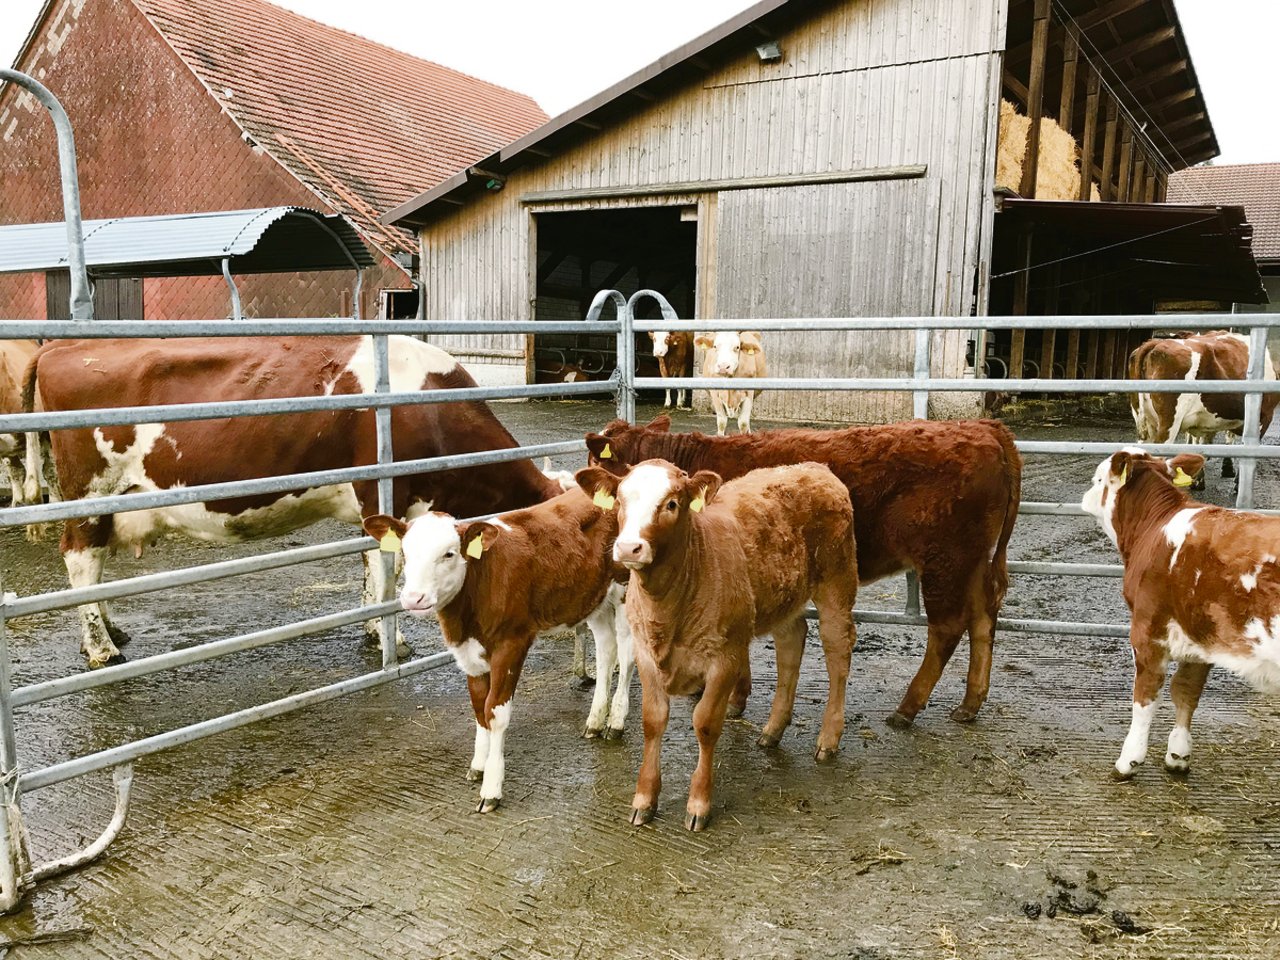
988, 421, 1022, 613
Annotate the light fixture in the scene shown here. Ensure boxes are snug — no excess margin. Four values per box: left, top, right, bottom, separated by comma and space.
756, 40, 782, 62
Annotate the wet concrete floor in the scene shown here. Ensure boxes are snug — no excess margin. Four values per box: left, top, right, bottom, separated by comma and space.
1, 399, 1278, 959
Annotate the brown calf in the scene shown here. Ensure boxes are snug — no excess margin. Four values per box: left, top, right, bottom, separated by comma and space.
1083, 448, 1280, 780
586, 415, 1021, 727
577, 460, 857, 831
363, 488, 630, 813
648, 330, 694, 409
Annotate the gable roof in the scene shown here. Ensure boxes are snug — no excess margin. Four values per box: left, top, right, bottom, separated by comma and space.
6, 0, 548, 261
1168, 163, 1280, 265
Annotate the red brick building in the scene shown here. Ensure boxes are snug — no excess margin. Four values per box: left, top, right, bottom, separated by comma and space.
0, 0, 546, 321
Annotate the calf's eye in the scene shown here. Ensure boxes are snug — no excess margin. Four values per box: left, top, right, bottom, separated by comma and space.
443, 551, 455, 559
666, 499, 678, 511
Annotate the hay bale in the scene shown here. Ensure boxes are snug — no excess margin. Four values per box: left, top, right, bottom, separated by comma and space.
996, 99, 1095, 201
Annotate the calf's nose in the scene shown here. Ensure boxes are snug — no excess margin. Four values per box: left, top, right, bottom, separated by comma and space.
400, 589, 432, 611
613, 539, 651, 565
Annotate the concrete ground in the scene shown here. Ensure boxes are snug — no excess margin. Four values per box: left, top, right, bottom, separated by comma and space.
1, 399, 1278, 959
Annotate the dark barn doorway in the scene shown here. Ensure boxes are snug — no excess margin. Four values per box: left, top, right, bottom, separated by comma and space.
533, 206, 697, 387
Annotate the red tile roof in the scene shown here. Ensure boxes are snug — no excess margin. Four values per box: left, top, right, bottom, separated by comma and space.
131, 0, 547, 255
1168, 163, 1280, 264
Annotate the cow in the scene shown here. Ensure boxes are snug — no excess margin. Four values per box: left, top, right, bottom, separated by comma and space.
22, 336, 565, 668
1, 340, 40, 503
578, 459, 857, 831
693, 331, 765, 435
1082, 447, 1279, 780
585, 414, 1022, 727
1127, 330, 1279, 488
648, 330, 694, 409
362, 488, 630, 812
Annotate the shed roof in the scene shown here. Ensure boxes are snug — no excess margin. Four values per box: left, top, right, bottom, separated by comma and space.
0, 207, 374, 278
1167, 163, 1280, 265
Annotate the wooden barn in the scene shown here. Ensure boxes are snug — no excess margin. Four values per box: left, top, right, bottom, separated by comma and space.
386, 0, 1265, 422
0, 0, 546, 322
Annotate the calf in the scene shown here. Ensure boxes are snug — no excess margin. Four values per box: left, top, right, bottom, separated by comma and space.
1082, 448, 1280, 780
648, 331, 694, 409
363, 488, 632, 812
578, 460, 857, 831
1, 340, 40, 503
1127, 331, 1279, 487
586, 414, 1021, 727
694, 331, 765, 435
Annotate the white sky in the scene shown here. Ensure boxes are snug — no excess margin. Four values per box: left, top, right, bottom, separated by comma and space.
0, 0, 1274, 165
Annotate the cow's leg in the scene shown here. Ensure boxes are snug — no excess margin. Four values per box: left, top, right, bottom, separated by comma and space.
711, 393, 729, 436
607, 592, 634, 737
570, 622, 594, 688
1165, 660, 1210, 775
726, 658, 751, 718
362, 548, 409, 658
23, 430, 60, 541
686, 659, 736, 831
583, 597, 619, 739
630, 656, 669, 826
758, 616, 806, 749
1221, 432, 1238, 482
737, 394, 754, 434
477, 645, 527, 813
1115, 629, 1167, 780
466, 672, 492, 782
887, 573, 967, 728
2, 453, 21, 504
663, 388, 673, 409
62, 522, 125, 668
677, 388, 688, 409
952, 563, 999, 724
813, 579, 857, 760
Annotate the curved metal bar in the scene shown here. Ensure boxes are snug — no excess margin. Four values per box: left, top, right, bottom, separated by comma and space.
0, 69, 91, 321
29, 764, 133, 882
584, 288, 626, 323
626, 288, 679, 324
221, 258, 243, 321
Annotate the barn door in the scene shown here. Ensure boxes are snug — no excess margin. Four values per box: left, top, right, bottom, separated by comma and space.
45, 271, 143, 320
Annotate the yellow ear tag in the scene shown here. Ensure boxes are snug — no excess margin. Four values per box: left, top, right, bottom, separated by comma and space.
592, 488, 615, 510
1172, 467, 1194, 488
599, 443, 613, 460
379, 530, 402, 554
466, 534, 484, 559
1117, 464, 1128, 487
689, 489, 705, 513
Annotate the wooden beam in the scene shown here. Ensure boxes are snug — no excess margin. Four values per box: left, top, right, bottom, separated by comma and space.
1101, 26, 1176, 66
1149, 87, 1197, 114
1065, 330, 1082, 379
1128, 58, 1189, 91
1059, 31, 1079, 130
1075, 0, 1147, 31
1143, 168, 1157, 203
1173, 131, 1214, 152
1100, 97, 1119, 201
1019, 0, 1052, 199
1003, 69, 1029, 105
1155, 171, 1168, 203
1079, 67, 1100, 200
1161, 111, 1206, 136
1132, 154, 1147, 203
1117, 123, 1134, 202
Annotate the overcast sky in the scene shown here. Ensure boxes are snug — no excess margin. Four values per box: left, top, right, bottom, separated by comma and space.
0, 0, 1273, 165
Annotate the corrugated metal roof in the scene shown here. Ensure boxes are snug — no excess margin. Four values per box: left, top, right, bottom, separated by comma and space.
0, 207, 375, 277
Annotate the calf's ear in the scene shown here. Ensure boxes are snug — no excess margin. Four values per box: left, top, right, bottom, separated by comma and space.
647, 331, 656, 341
585, 432, 625, 466
1109, 450, 1138, 485
1168, 453, 1206, 486
645, 414, 671, 433
687, 470, 723, 508
458, 521, 501, 559
575, 466, 622, 508
694, 333, 714, 348
363, 514, 408, 546
740, 331, 763, 354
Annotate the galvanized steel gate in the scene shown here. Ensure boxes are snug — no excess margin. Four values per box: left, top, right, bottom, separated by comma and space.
3, 66, 1279, 912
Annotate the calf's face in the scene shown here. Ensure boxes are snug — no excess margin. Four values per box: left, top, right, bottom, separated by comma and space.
577, 461, 721, 569
695, 331, 762, 375
1082, 449, 1206, 547
650, 331, 672, 358
364, 512, 497, 615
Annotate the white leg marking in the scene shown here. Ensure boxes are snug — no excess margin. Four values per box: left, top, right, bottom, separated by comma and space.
1165, 724, 1192, 772
65, 547, 120, 666
584, 600, 618, 735
609, 590, 634, 731
481, 701, 512, 804
1116, 700, 1157, 777
470, 721, 491, 775
677, 388, 687, 407
663, 388, 672, 408
738, 394, 754, 434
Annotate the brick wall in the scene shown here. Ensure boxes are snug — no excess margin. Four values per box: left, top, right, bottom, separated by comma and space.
0, 0, 407, 320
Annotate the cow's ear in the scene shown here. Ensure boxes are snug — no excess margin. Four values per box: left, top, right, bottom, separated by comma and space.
1168, 453, 1206, 487
585, 432, 623, 465
687, 470, 723, 511
645, 414, 671, 433
458, 521, 500, 559
1109, 450, 1137, 486
694, 333, 714, 348
647, 330, 656, 341
575, 466, 622, 509
363, 514, 408, 549
740, 331, 763, 354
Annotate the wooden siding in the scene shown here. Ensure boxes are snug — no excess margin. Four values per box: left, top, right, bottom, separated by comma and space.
418, 0, 1005, 422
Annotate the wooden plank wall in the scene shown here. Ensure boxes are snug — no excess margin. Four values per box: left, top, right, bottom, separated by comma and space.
418, 0, 1007, 423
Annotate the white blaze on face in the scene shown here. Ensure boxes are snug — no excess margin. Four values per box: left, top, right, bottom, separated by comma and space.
399, 513, 467, 614
614, 464, 676, 565
651, 332, 671, 358
710, 332, 744, 375
1081, 455, 1125, 547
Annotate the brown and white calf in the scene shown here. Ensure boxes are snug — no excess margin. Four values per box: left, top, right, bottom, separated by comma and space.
1128, 331, 1279, 486
1082, 448, 1280, 779
694, 332, 765, 435
363, 488, 631, 812
577, 459, 857, 831
586, 414, 1021, 727
648, 330, 693, 409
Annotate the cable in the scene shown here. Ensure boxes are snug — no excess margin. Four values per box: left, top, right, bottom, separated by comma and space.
990, 214, 1220, 279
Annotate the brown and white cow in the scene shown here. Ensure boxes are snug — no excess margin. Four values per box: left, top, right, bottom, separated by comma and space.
694, 331, 765, 435
1, 340, 40, 503
585, 415, 1022, 727
1082, 447, 1280, 779
363, 487, 630, 812
1128, 331, 1279, 485
648, 330, 694, 409
577, 459, 857, 831
23, 336, 564, 667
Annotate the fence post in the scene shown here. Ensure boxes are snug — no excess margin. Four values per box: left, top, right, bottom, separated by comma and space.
912, 327, 931, 420
0, 574, 32, 913
585, 290, 631, 423
1235, 324, 1268, 510
372, 334, 399, 668
0, 69, 92, 321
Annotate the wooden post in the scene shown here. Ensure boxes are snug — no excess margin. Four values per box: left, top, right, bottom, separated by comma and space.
1079, 67, 1100, 200
1019, 0, 1052, 198
1100, 97, 1119, 201
1117, 124, 1134, 202
1086, 330, 1101, 378
1010, 224, 1034, 381
1102, 331, 1118, 380
1065, 329, 1081, 379
1132, 153, 1147, 202
1059, 31, 1079, 131
1154, 171, 1168, 202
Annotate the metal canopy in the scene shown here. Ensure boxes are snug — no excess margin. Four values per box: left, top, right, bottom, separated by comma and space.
0, 206, 375, 278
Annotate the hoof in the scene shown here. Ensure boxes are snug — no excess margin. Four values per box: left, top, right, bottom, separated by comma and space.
629, 805, 655, 827
814, 746, 839, 763
465, 767, 484, 782
395, 640, 413, 660
1111, 762, 1141, 782
106, 625, 133, 648
684, 811, 710, 832
757, 731, 782, 749
603, 726, 625, 741
571, 674, 596, 691
949, 705, 979, 724
476, 796, 501, 813
1164, 754, 1191, 777
725, 701, 746, 719
583, 725, 603, 739
88, 652, 127, 669
885, 711, 914, 730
